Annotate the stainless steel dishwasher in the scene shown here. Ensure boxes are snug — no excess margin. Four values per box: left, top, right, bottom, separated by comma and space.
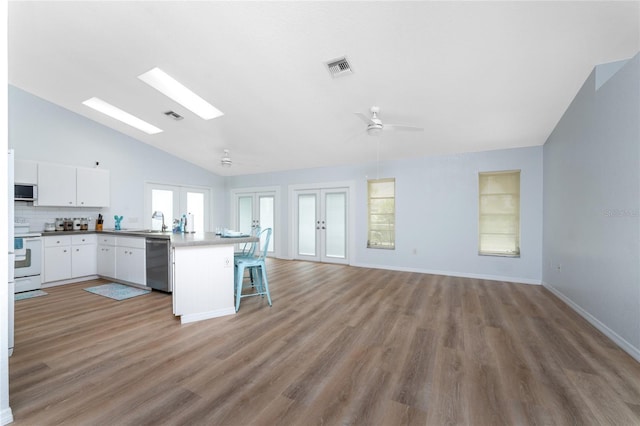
146, 238, 172, 292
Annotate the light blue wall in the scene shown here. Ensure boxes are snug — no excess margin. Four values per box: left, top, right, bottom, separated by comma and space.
543, 53, 640, 358
229, 145, 543, 284
9, 85, 227, 230
9, 84, 544, 284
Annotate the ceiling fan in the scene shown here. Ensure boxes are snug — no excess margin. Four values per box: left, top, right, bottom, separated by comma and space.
220, 149, 232, 167
354, 106, 423, 136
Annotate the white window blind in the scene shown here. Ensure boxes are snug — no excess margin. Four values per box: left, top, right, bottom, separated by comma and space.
478, 170, 520, 257
368, 178, 395, 249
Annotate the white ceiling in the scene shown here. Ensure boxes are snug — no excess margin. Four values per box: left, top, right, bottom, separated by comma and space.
8, 1, 640, 176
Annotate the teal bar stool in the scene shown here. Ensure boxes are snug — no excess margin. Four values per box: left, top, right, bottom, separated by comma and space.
234, 225, 261, 259
234, 228, 272, 312
234, 226, 260, 283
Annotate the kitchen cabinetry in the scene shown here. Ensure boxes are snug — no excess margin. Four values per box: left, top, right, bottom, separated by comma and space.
115, 237, 146, 286
97, 235, 116, 279
14, 159, 38, 184
37, 162, 110, 207
44, 236, 72, 283
38, 163, 76, 206
44, 235, 98, 282
77, 168, 110, 207
71, 235, 97, 278
172, 244, 235, 322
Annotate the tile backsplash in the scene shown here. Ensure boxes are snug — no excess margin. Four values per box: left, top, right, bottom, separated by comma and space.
14, 202, 102, 233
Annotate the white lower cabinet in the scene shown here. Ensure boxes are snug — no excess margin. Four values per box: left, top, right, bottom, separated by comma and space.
44, 234, 97, 282
44, 238, 72, 283
114, 237, 146, 286
43, 233, 146, 286
71, 235, 97, 278
172, 244, 234, 320
97, 235, 116, 279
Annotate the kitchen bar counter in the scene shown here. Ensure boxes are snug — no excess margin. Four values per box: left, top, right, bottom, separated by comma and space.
44, 229, 258, 323
171, 234, 258, 324
44, 230, 256, 248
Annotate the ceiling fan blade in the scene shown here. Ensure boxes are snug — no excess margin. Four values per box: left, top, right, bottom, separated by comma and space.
354, 112, 374, 125
384, 124, 424, 132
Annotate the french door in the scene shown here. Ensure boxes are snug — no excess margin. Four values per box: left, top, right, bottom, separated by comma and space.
294, 187, 349, 264
232, 189, 277, 255
145, 183, 210, 232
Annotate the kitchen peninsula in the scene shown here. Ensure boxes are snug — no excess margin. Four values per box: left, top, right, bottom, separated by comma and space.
43, 229, 257, 324
168, 232, 258, 324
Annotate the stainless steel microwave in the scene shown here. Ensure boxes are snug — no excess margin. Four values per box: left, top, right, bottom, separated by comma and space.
15, 184, 37, 201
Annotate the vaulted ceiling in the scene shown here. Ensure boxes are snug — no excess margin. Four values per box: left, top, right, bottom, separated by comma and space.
8, 1, 640, 176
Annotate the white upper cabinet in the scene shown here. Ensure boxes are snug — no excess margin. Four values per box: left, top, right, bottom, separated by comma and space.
37, 163, 76, 206
36, 162, 110, 207
77, 167, 110, 207
14, 159, 38, 184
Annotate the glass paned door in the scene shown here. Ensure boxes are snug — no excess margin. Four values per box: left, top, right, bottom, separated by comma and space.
234, 191, 276, 255
294, 188, 348, 264
237, 195, 254, 234
146, 183, 211, 232
297, 193, 317, 257
324, 191, 346, 259
151, 188, 177, 231
259, 195, 275, 252
184, 190, 206, 232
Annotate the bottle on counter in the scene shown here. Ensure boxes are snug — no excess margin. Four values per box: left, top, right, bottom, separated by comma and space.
63, 218, 73, 231
73, 218, 81, 231
80, 218, 89, 231
55, 218, 64, 231
180, 214, 186, 233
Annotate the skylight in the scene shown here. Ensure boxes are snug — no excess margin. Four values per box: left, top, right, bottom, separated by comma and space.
138, 67, 224, 120
82, 97, 163, 135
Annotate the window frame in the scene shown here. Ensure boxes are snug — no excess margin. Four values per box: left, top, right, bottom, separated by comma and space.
367, 177, 396, 250
144, 182, 211, 232
478, 170, 521, 257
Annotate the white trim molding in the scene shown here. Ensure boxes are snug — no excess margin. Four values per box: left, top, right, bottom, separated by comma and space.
543, 282, 640, 363
352, 261, 542, 285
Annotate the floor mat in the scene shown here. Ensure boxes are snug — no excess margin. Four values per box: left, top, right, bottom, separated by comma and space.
15, 290, 48, 301
84, 283, 150, 301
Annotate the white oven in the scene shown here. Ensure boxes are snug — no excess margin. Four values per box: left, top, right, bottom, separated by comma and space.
14, 224, 42, 293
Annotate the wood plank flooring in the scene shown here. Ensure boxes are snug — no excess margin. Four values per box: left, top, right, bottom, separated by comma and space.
9, 259, 640, 425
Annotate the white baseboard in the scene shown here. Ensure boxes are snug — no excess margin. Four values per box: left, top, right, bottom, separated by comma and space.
1, 407, 14, 426
543, 282, 640, 363
351, 262, 542, 285
42, 275, 99, 288
179, 306, 236, 324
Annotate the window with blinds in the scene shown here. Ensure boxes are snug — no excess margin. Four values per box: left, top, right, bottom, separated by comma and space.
478, 170, 520, 257
367, 178, 395, 249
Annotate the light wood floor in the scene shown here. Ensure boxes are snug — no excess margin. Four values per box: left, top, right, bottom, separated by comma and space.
9, 259, 640, 425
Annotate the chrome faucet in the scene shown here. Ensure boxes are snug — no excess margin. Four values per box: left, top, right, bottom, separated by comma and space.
151, 211, 167, 232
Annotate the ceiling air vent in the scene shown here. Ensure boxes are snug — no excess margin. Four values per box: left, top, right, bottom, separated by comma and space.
326, 57, 353, 78
164, 110, 184, 121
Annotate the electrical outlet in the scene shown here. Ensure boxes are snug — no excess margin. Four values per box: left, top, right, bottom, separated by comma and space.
412, 248, 417, 255
224, 257, 231, 268
556, 263, 562, 272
